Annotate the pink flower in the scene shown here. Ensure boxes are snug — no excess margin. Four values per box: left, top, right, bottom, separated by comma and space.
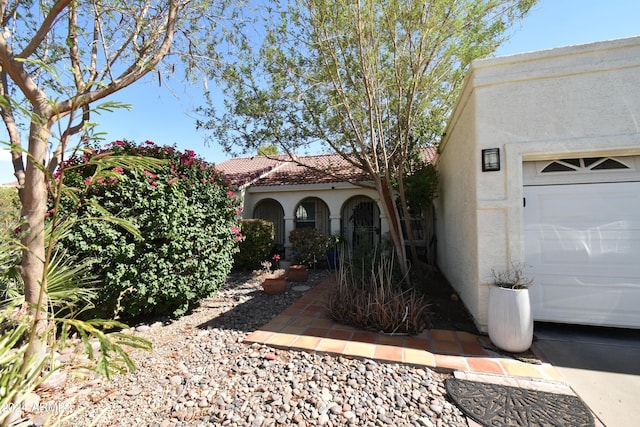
83, 178, 92, 186
272, 254, 280, 261
113, 167, 124, 174
113, 140, 125, 146
231, 226, 241, 235
226, 191, 235, 197
144, 140, 155, 145
168, 177, 179, 185
150, 181, 158, 187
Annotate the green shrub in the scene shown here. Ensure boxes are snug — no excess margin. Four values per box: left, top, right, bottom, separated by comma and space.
54, 140, 242, 318
0, 186, 20, 235
289, 228, 328, 268
233, 219, 274, 270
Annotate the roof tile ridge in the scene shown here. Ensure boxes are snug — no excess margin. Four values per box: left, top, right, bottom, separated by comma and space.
238, 155, 290, 190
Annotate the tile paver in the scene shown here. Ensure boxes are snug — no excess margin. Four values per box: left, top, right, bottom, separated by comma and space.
343, 341, 376, 359
239, 275, 608, 425
315, 337, 347, 354
245, 274, 570, 385
466, 357, 506, 375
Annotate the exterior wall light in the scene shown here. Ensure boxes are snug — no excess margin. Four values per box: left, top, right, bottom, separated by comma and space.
482, 148, 500, 172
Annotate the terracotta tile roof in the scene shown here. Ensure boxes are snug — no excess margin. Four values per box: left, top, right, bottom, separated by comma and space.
253, 154, 370, 187
216, 147, 437, 189
215, 155, 288, 187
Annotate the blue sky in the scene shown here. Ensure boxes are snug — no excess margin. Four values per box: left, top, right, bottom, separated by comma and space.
2, 0, 640, 184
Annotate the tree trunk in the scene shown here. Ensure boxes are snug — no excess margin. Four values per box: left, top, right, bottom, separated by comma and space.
375, 177, 409, 279
396, 173, 422, 269
20, 122, 51, 367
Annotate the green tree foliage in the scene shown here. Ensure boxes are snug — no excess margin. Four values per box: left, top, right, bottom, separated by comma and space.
233, 219, 275, 270
0, 0, 246, 365
54, 141, 242, 318
0, 187, 20, 235
257, 144, 280, 156
200, 0, 536, 275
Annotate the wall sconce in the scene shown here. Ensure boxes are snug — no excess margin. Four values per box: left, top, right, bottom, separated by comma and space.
482, 148, 500, 172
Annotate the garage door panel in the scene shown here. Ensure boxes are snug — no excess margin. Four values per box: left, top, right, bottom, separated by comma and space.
525, 184, 640, 225
524, 180, 640, 328
531, 276, 640, 327
526, 229, 640, 267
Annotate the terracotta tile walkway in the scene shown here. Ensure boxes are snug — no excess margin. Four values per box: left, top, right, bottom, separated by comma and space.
245, 275, 563, 382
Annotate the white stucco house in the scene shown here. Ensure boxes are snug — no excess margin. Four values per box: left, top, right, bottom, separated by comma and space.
218, 36, 640, 333
436, 36, 640, 332
218, 151, 436, 260
217, 154, 387, 257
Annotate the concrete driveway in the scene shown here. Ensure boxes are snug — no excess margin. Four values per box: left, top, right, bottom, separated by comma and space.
533, 322, 640, 427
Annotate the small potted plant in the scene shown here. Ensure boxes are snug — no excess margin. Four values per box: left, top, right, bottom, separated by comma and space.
259, 255, 287, 295
289, 228, 328, 270
325, 233, 342, 271
487, 264, 534, 353
287, 264, 309, 282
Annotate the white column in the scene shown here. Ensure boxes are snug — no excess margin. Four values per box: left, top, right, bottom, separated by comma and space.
283, 215, 296, 260
329, 214, 341, 236
379, 212, 389, 241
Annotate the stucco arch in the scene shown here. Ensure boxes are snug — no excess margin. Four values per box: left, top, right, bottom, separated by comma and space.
341, 195, 381, 251
293, 197, 331, 237
254, 198, 285, 245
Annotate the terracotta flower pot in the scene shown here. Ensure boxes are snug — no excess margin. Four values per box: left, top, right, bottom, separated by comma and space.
262, 276, 287, 295
288, 265, 309, 282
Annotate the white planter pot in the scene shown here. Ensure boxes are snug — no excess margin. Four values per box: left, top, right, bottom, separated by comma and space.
488, 286, 533, 353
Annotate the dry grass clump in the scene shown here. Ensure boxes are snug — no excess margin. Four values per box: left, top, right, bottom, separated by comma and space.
327, 253, 430, 335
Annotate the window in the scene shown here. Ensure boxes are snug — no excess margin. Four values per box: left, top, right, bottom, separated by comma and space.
295, 201, 316, 229
541, 157, 629, 173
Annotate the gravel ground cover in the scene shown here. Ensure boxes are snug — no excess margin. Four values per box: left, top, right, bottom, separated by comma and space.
24, 271, 468, 427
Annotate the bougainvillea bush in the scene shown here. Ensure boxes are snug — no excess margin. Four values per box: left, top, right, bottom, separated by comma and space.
233, 219, 274, 271
54, 140, 242, 318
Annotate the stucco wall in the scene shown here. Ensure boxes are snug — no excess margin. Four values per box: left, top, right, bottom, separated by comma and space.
435, 74, 484, 326
437, 36, 640, 332
242, 183, 384, 257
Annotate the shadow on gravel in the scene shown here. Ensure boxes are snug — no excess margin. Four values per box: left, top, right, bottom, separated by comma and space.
195, 271, 329, 334
195, 269, 479, 337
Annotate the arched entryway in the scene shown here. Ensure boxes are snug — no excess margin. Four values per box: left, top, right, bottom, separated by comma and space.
342, 196, 380, 251
254, 199, 285, 245
294, 197, 330, 236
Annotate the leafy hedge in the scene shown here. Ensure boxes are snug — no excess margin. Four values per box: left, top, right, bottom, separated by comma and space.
233, 219, 274, 271
0, 186, 20, 235
289, 228, 328, 268
54, 140, 242, 318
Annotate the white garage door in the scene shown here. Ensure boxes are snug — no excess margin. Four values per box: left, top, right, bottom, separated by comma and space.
523, 156, 640, 328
